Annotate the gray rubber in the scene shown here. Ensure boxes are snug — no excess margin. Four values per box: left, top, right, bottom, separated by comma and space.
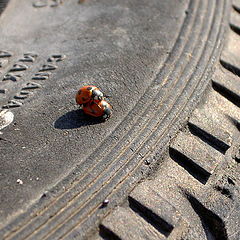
98, 1, 240, 240
1, 0, 240, 239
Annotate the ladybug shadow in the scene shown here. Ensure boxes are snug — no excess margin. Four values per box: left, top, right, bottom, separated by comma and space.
54, 109, 103, 129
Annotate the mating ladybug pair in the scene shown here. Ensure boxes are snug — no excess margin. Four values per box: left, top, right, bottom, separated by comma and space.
75, 85, 112, 120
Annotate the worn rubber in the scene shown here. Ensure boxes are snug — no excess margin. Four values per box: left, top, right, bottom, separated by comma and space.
99, 1, 240, 240
1, 0, 240, 239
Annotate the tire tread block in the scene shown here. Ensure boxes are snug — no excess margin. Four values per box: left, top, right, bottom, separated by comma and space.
170, 131, 221, 174
129, 183, 188, 239
101, 207, 165, 240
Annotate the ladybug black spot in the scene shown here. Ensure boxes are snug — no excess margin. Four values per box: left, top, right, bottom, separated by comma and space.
78, 90, 81, 95
87, 87, 92, 91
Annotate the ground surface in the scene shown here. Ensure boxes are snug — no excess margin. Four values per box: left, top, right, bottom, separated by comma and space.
0, 0, 240, 239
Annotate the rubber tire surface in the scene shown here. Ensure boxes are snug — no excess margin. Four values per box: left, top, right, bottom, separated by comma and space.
1, 0, 240, 239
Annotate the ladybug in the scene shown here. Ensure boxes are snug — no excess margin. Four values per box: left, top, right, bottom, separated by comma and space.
76, 85, 103, 105
82, 99, 112, 120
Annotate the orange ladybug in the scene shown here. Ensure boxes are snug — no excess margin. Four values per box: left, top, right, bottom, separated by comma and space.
82, 100, 112, 120
76, 85, 103, 105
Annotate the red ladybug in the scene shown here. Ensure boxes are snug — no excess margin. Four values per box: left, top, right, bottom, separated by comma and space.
82, 100, 112, 120
76, 85, 103, 105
